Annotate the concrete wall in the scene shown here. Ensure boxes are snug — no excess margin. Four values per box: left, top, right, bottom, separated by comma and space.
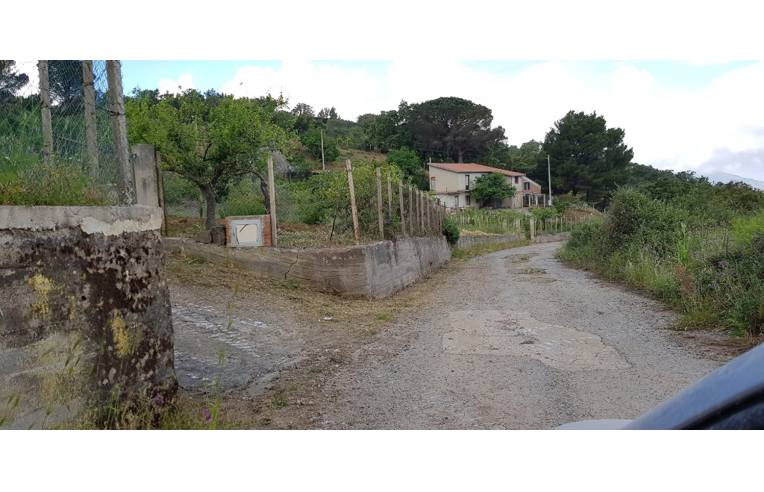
456, 231, 570, 249
165, 235, 451, 299
457, 233, 523, 249
0, 205, 177, 428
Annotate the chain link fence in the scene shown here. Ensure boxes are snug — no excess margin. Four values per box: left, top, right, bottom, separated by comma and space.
1, 60, 131, 205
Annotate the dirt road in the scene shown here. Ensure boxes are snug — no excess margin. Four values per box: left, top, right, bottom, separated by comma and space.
169, 241, 736, 429
313, 242, 727, 429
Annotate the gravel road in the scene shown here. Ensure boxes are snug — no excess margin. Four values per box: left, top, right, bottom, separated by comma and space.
315, 241, 724, 429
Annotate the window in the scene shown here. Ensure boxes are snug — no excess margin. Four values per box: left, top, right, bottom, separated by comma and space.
465, 174, 470, 190
514, 176, 519, 184
454, 195, 459, 207
523, 182, 530, 191
466, 194, 471, 206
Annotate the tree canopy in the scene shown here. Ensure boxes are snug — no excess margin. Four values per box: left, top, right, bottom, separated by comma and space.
470, 173, 516, 207
0, 61, 29, 103
541, 110, 633, 207
126, 89, 289, 229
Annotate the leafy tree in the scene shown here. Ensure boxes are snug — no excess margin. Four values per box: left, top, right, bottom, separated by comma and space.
541, 110, 633, 207
0, 61, 29, 102
404, 97, 506, 163
470, 173, 515, 207
291, 102, 314, 133
126, 89, 288, 229
317, 106, 338, 120
301, 126, 339, 163
47, 60, 83, 106
386, 147, 427, 189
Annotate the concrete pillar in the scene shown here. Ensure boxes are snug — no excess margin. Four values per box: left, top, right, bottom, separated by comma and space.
131, 144, 160, 207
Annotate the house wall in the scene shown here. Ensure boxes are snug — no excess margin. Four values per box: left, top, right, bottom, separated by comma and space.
429, 166, 466, 193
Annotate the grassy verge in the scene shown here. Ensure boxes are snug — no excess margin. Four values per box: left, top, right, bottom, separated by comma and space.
558, 188, 764, 337
452, 239, 531, 260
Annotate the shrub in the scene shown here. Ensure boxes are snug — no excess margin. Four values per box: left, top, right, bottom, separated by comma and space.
218, 177, 265, 218
559, 185, 764, 336
442, 217, 460, 245
0, 162, 109, 206
162, 172, 200, 206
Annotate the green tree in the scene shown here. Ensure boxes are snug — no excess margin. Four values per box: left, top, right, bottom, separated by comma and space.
386, 147, 427, 189
0, 61, 29, 102
126, 89, 288, 230
541, 110, 633, 207
405, 97, 506, 163
47, 60, 84, 106
470, 173, 515, 207
301, 126, 339, 162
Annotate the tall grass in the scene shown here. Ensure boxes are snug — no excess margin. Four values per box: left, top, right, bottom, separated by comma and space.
558, 187, 764, 336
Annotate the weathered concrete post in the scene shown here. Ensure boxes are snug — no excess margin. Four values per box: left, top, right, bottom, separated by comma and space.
37, 61, 54, 164
375, 166, 384, 239
0, 205, 177, 429
81, 60, 99, 177
346, 159, 361, 245
530, 218, 536, 240
132, 144, 160, 207
398, 179, 407, 236
106, 60, 135, 205
267, 155, 278, 247
419, 190, 424, 233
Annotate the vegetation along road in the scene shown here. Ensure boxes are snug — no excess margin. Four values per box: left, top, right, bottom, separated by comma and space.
170, 240, 738, 429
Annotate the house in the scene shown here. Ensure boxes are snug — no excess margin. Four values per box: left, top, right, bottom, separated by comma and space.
427, 162, 547, 209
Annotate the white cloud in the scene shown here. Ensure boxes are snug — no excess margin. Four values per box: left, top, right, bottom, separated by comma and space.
158, 72, 194, 94
220, 60, 764, 180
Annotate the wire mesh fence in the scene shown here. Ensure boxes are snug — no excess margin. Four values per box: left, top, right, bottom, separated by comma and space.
272, 160, 445, 248
1, 60, 130, 205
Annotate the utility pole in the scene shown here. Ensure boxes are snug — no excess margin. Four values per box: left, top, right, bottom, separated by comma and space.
320, 129, 326, 171
547, 154, 553, 207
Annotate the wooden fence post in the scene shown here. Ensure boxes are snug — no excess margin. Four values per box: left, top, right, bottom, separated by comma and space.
37, 61, 54, 165
106, 60, 135, 205
346, 159, 361, 245
408, 184, 415, 235
375, 166, 384, 239
398, 179, 407, 236
267, 155, 278, 247
81, 60, 99, 177
419, 190, 424, 232
426, 196, 431, 233
386, 173, 393, 221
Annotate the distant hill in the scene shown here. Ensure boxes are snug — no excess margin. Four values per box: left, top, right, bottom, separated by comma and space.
702, 171, 764, 190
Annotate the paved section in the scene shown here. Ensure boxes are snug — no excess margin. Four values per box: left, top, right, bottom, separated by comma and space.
317, 242, 723, 429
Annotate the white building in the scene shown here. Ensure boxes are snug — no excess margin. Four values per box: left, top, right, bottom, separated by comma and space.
428, 162, 546, 209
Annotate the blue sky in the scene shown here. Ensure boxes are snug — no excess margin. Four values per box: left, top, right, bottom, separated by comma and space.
122, 60, 757, 94
118, 60, 764, 180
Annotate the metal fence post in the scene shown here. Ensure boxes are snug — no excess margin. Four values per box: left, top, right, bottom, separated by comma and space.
37, 61, 54, 165
346, 159, 361, 245
106, 60, 135, 205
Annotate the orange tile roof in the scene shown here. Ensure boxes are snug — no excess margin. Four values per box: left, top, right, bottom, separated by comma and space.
428, 162, 525, 177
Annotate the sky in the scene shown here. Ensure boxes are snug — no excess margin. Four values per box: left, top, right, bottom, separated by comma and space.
69, 60, 764, 180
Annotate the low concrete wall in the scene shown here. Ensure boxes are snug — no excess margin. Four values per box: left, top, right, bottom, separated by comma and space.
165, 235, 451, 299
455, 231, 570, 249
0, 205, 177, 428
456, 233, 522, 249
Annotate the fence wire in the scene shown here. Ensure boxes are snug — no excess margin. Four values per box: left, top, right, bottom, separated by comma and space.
1, 60, 121, 205
272, 161, 444, 248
